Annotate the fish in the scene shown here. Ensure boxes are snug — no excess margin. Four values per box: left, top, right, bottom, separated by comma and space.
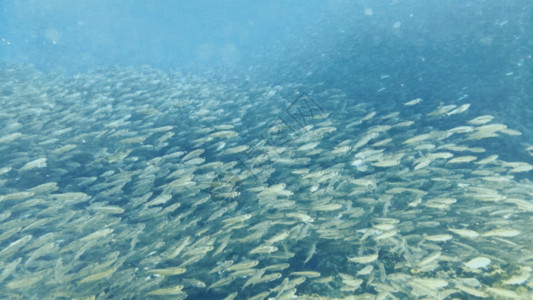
0, 64, 531, 299
404, 98, 423, 106
20, 158, 47, 171
347, 253, 379, 264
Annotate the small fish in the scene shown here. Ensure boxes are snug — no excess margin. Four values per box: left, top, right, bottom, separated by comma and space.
289, 271, 321, 278
148, 267, 186, 276
448, 227, 479, 238
482, 228, 520, 237
303, 242, 316, 265
20, 158, 47, 171
424, 234, 453, 242
347, 253, 378, 264
80, 267, 117, 283
468, 115, 494, 125
404, 98, 423, 106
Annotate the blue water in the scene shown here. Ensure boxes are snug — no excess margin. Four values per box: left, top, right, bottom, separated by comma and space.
1, 1, 533, 299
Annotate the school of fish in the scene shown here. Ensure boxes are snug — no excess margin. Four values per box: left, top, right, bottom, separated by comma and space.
0, 65, 533, 299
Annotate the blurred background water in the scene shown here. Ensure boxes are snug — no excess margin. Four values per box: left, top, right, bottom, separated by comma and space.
1, 0, 331, 72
